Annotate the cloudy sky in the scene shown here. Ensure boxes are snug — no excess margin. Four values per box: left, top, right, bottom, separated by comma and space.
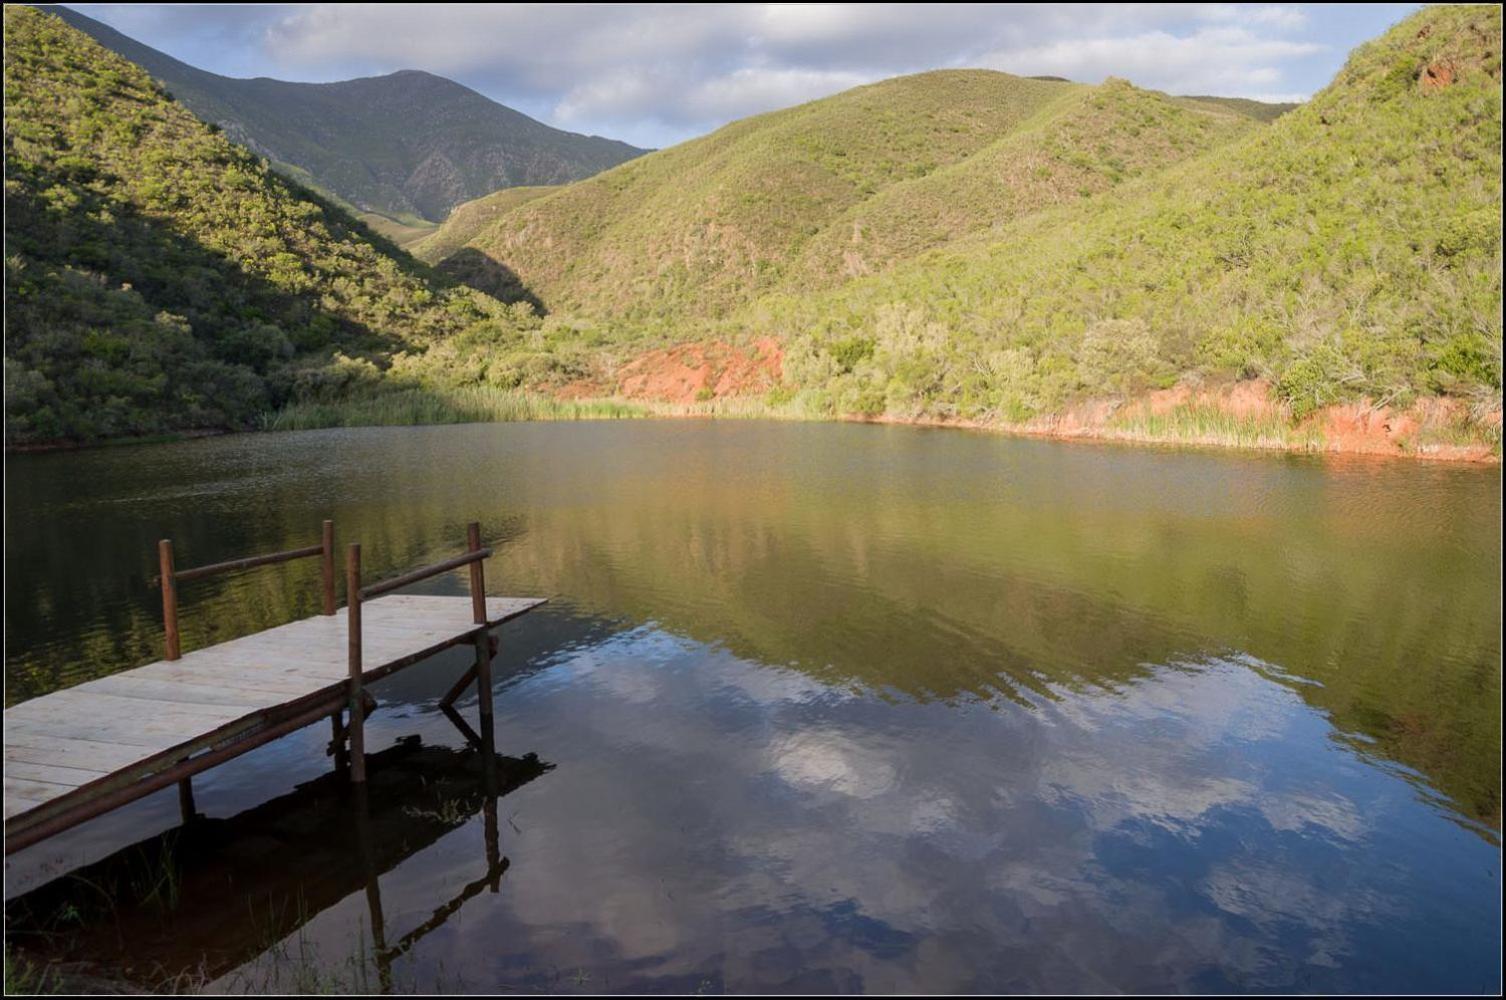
64, 3, 1420, 148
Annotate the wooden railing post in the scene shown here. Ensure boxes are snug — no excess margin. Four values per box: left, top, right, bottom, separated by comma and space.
467, 522, 486, 625
321, 519, 336, 615
466, 522, 496, 733
158, 539, 180, 661
346, 543, 366, 783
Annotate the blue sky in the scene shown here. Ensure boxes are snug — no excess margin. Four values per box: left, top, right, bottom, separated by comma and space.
62, 3, 1422, 148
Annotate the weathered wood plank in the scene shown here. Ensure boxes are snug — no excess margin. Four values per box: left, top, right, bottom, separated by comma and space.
9, 689, 249, 725
3, 791, 52, 821
4, 714, 212, 750
4, 732, 155, 772
79, 675, 276, 709
124, 662, 323, 699
5, 777, 75, 813
5, 760, 110, 788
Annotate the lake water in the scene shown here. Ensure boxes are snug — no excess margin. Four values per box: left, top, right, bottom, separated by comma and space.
4, 422, 1501, 993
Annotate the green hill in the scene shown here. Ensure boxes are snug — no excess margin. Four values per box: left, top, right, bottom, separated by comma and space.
425, 70, 1273, 328
789, 79, 1260, 288
48, 5, 647, 224
423, 5, 1498, 439
759, 4, 1502, 424
2, 5, 523, 444
421, 71, 1083, 321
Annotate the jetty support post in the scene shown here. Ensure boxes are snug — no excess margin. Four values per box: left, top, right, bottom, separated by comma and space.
347, 542, 366, 783
158, 539, 180, 661
177, 774, 195, 824
323, 519, 343, 770
467, 522, 496, 739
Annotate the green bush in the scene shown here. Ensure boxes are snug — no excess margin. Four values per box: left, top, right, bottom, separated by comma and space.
1277, 345, 1353, 420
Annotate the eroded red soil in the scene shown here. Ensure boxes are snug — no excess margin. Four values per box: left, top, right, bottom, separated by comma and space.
610, 337, 784, 403
559, 343, 1499, 463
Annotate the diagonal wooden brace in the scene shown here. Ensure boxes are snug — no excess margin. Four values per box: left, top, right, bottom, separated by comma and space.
438, 634, 498, 708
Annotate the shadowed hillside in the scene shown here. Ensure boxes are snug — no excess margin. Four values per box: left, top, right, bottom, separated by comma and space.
2, 5, 525, 444
49, 5, 646, 224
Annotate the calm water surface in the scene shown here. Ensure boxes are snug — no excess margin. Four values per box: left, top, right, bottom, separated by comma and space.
4, 422, 1501, 992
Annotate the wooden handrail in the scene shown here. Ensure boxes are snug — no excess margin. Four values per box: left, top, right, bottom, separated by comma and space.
170, 543, 323, 583
156, 520, 337, 660
359, 548, 492, 602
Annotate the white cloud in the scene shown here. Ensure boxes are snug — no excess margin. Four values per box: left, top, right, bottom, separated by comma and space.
675, 67, 879, 123
74, 3, 1358, 147
980, 27, 1325, 97
244, 3, 1337, 146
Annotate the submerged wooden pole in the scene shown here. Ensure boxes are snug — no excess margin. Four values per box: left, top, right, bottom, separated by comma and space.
177, 775, 195, 824
346, 542, 366, 783
329, 710, 349, 774
467, 522, 496, 739
321, 519, 336, 615
474, 635, 495, 732
158, 539, 180, 661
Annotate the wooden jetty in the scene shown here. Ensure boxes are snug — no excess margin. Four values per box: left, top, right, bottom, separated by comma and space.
3, 520, 545, 855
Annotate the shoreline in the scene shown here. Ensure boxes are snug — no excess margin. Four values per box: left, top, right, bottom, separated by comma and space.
847, 412, 1502, 465
8, 397, 1500, 465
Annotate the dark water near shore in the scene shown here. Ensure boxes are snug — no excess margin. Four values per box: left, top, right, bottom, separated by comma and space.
4, 422, 1501, 993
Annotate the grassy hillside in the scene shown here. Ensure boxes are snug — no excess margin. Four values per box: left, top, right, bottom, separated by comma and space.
49, 5, 647, 223
432, 70, 1289, 334
434, 71, 1084, 323
410, 5, 1497, 448
759, 4, 1501, 425
2, 5, 525, 444
789, 79, 1259, 287
411, 185, 557, 261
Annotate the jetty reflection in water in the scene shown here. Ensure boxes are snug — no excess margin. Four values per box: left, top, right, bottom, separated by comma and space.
6, 735, 552, 992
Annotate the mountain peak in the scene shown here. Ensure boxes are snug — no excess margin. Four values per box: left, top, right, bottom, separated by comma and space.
47, 6, 647, 222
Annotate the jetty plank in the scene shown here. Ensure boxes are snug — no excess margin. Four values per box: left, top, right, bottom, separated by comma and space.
4, 760, 111, 788
4, 733, 159, 772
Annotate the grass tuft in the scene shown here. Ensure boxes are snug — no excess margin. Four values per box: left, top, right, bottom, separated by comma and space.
1104, 403, 1328, 452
